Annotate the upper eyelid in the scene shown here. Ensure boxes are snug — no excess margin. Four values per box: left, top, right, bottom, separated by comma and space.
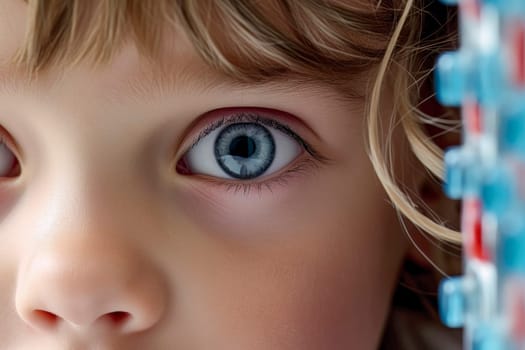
183, 110, 331, 164
187, 112, 303, 151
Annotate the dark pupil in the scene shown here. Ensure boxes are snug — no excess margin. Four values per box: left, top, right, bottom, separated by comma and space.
229, 136, 256, 158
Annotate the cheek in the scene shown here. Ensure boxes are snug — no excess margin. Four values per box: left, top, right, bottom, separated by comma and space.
182, 223, 402, 350
171, 163, 406, 349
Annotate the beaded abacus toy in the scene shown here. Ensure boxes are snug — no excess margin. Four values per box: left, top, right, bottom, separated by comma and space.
436, 0, 525, 349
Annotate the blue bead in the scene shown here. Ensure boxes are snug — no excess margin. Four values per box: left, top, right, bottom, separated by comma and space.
444, 147, 465, 199
499, 229, 525, 274
482, 0, 504, 10
501, 108, 525, 157
472, 323, 505, 350
481, 167, 513, 216
439, 277, 466, 328
485, 0, 525, 14
436, 52, 465, 106
477, 52, 503, 107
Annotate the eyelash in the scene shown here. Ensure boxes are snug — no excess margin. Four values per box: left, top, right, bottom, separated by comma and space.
203, 158, 320, 196
181, 111, 325, 195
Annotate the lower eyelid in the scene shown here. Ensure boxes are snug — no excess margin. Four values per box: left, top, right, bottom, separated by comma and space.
200, 156, 320, 195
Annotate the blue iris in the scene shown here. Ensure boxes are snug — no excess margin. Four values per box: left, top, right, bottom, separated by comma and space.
214, 123, 275, 179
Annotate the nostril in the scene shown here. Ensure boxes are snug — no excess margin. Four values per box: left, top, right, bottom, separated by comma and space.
101, 311, 131, 326
32, 310, 60, 329
30, 310, 132, 330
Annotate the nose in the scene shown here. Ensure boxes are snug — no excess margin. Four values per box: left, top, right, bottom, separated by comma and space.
15, 233, 167, 334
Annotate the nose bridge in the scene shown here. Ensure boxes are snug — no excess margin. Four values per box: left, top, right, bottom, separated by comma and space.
32, 132, 148, 239
34, 106, 141, 194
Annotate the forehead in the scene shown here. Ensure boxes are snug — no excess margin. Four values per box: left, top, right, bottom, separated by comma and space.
0, 1, 26, 66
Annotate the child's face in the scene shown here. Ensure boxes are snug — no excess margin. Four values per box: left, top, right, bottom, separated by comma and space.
0, 1, 412, 349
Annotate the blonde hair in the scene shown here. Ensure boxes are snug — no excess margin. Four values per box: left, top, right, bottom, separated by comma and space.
12, 0, 461, 246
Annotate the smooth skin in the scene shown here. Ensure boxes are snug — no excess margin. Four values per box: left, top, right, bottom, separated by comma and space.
0, 1, 423, 349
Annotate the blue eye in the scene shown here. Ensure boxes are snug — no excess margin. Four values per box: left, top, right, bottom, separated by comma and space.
178, 113, 303, 181
214, 122, 276, 179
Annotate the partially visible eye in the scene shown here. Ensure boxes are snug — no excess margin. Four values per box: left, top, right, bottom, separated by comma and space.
0, 138, 20, 178
178, 116, 302, 181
